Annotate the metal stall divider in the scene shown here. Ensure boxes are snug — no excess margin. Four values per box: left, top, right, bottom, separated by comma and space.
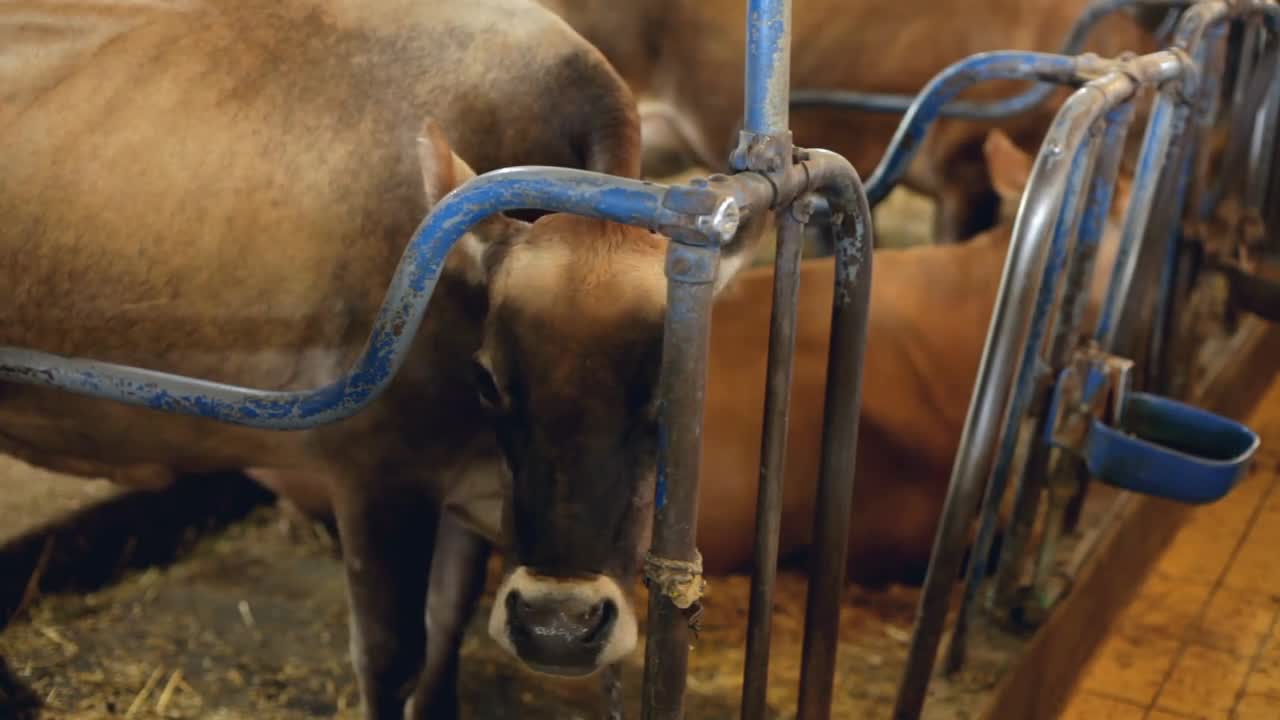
0, 0, 875, 718
3, 1, 1274, 719
892, 2, 1278, 718
789, 0, 1198, 122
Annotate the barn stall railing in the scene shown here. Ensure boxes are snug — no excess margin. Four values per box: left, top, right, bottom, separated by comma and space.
0, 0, 1275, 719
789, 0, 1196, 121
0, 0, 873, 718
894, 1, 1278, 718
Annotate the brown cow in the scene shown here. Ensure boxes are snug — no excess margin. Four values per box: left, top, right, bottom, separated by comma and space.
536, 0, 1155, 243
256, 129, 1130, 588
699, 129, 1128, 584
0, 1, 767, 718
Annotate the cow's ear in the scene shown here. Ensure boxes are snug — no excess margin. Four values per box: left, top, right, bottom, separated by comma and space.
983, 129, 1035, 218
416, 117, 529, 251
416, 117, 477, 209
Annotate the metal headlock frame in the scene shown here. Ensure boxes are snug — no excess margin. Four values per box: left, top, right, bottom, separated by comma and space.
0, 1, 1274, 719
0, 0, 871, 718
893, 2, 1278, 719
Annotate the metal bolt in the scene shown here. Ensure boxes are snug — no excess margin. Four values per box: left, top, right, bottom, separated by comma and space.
695, 197, 741, 245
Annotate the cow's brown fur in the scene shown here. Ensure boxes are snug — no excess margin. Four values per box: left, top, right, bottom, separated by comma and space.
538, 0, 1156, 243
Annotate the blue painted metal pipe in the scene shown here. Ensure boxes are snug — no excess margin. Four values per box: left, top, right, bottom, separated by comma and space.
0, 167, 674, 430
790, 0, 1195, 121
892, 69, 1135, 720
1148, 23, 1229, 391
989, 101, 1136, 614
863, 51, 1082, 205
1095, 86, 1184, 348
946, 98, 1138, 673
941, 122, 1097, 673
744, 0, 792, 135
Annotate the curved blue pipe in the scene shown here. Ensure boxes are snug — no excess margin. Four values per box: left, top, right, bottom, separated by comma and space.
0, 168, 672, 429
863, 51, 1081, 205
790, 0, 1195, 121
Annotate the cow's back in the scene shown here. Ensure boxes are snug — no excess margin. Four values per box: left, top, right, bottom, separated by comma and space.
0, 0, 637, 478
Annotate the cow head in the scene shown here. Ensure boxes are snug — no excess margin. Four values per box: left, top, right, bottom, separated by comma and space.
416, 119, 758, 676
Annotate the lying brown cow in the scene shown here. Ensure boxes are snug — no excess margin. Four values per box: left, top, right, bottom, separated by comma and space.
0, 1, 766, 718
699, 129, 1128, 584
537, 0, 1155, 243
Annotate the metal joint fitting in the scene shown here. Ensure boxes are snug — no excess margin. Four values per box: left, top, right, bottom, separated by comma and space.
660, 180, 742, 246
730, 130, 795, 174
788, 192, 828, 224
1048, 344, 1135, 454
1163, 46, 1200, 105
1073, 52, 1121, 81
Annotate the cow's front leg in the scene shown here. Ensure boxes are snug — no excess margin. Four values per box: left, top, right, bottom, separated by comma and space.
333, 483, 438, 720
405, 513, 491, 719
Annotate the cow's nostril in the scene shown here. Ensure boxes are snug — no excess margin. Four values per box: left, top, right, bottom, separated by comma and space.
580, 599, 616, 645
506, 590, 532, 635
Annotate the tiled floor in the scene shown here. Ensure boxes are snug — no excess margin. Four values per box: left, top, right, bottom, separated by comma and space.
1058, 373, 1280, 719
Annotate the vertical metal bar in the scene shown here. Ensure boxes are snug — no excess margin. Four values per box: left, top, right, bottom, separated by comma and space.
744, 0, 792, 135
1149, 24, 1228, 393
1096, 89, 1185, 350
1021, 106, 1136, 622
1246, 43, 1280, 222
1103, 0, 1229, 371
991, 102, 1136, 611
642, 239, 720, 720
945, 119, 1101, 672
892, 82, 1117, 720
796, 189, 874, 720
1024, 452, 1088, 618
1202, 19, 1260, 218
741, 210, 806, 720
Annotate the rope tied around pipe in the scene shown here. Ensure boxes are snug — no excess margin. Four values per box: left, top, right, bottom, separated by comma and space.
643, 550, 708, 632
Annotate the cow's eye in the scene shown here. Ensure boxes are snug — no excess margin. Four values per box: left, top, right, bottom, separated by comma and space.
471, 360, 504, 411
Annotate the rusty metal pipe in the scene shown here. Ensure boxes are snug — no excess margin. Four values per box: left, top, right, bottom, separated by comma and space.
741, 206, 807, 720
794, 154, 875, 720
642, 238, 721, 720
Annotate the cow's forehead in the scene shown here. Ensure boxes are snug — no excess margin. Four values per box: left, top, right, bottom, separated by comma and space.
489, 216, 668, 324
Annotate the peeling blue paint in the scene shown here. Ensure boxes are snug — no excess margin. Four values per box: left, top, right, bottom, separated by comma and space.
745, 0, 791, 135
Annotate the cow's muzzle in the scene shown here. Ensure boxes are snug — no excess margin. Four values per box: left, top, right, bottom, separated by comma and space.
488, 566, 637, 676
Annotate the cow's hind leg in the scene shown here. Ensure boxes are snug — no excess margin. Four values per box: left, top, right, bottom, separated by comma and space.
333, 481, 438, 720
406, 513, 491, 720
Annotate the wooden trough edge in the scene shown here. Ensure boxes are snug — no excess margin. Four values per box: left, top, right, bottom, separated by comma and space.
980, 316, 1280, 720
